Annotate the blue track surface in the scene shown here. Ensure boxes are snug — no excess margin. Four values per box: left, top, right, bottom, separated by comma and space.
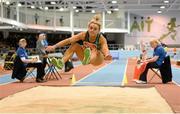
75, 59, 127, 86
172, 67, 180, 85
0, 50, 180, 86
0, 74, 17, 84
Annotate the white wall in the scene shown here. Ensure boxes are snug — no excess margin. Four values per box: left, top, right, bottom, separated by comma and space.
125, 11, 180, 45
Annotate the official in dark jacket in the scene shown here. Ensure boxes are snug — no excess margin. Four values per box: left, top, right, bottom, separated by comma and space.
12, 38, 46, 83
136, 39, 167, 84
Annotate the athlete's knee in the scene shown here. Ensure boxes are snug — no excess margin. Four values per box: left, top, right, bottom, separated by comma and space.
70, 43, 81, 51
90, 52, 104, 66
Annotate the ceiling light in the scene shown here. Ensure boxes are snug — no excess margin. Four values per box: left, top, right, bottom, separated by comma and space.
59, 8, 64, 11
112, 1, 117, 4
160, 6, 165, 9
39, 6, 43, 9
6, 1, 10, 5
73, 6, 77, 9
50, 1, 56, 5
157, 10, 162, 14
18, 3, 22, 7
164, 0, 169, 3
114, 8, 119, 11
31, 5, 35, 9
91, 10, 95, 13
44, 7, 48, 10
107, 11, 112, 14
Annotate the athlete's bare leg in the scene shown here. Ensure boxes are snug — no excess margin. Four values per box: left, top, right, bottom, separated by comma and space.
62, 43, 84, 63
90, 48, 104, 66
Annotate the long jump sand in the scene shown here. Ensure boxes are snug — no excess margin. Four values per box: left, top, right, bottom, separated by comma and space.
0, 86, 172, 113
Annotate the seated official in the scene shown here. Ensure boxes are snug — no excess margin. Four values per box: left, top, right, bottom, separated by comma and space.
15, 38, 46, 83
136, 39, 167, 84
36, 33, 48, 70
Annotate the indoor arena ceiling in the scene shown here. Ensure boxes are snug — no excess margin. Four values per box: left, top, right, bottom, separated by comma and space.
1, 0, 180, 12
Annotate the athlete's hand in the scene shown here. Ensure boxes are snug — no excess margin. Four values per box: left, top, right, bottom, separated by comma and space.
104, 55, 112, 60
83, 41, 96, 49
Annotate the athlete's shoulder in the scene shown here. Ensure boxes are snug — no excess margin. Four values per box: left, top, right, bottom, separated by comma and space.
81, 31, 88, 40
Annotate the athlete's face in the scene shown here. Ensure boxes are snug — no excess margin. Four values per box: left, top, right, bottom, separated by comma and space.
88, 23, 100, 37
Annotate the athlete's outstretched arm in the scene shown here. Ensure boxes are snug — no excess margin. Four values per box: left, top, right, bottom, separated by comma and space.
46, 32, 85, 52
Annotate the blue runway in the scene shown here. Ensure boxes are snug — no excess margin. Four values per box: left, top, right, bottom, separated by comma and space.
0, 74, 17, 85
0, 50, 180, 86
172, 67, 180, 85
75, 59, 127, 86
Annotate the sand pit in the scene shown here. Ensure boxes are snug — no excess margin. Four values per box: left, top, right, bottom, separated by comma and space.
0, 86, 172, 113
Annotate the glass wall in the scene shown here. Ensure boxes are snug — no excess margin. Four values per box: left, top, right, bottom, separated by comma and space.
0, 4, 129, 32
18, 8, 71, 27
105, 10, 128, 29
55, 11, 70, 27
74, 12, 95, 29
